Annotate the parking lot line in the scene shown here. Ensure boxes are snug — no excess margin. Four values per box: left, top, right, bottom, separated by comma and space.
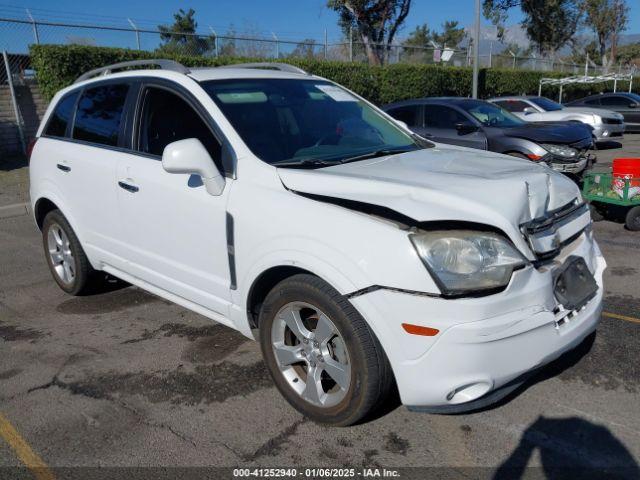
603, 311, 640, 325
0, 413, 55, 480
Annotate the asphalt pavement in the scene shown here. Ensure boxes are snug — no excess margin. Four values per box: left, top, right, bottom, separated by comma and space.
0, 138, 639, 479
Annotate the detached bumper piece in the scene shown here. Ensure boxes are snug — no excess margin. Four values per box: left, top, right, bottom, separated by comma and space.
521, 200, 592, 260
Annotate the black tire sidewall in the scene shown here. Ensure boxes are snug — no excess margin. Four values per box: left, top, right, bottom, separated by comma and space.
258, 275, 382, 426
626, 206, 640, 231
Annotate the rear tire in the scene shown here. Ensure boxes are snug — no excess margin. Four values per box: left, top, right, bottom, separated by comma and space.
258, 274, 394, 426
625, 206, 640, 231
42, 210, 96, 295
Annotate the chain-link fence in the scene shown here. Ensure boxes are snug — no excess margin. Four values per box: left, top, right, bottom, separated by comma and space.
0, 13, 636, 157
1, 16, 633, 74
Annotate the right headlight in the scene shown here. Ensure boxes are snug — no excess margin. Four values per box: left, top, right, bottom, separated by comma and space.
409, 230, 528, 296
540, 144, 578, 158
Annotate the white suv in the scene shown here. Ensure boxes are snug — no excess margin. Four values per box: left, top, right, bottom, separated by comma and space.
30, 60, 605, 426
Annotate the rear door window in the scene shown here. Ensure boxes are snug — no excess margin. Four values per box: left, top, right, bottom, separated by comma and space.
601, 96, 632, 107
423, 105, 469, 129
44, 91, 79, 138
387, 105, 420, 127
73, 84, 129, 147
584, 98, 601, 106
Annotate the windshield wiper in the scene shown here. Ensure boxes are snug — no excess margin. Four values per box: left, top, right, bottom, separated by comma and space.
340, 147, 417, 165
272, 158, 343, 169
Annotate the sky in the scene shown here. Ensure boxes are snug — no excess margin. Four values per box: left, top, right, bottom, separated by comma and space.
0, 0, 638, 46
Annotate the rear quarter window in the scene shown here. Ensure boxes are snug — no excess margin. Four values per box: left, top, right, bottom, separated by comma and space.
73, 84, 130, 147
44, 91, 79, 138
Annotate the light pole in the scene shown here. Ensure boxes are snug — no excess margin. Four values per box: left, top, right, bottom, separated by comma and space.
472, 0, 480, 98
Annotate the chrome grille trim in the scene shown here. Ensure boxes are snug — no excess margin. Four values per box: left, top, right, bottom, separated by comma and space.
521, 201, 591, 256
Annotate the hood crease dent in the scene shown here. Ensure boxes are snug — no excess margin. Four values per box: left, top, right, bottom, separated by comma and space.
277, 148, 580, 255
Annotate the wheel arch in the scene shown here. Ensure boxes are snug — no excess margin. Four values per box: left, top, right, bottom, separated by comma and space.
245, 265, 318, 329
34, 197, 60, 230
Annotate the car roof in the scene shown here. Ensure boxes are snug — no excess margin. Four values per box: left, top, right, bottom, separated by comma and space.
187, 67, 318, 82
65, 62, 323, 96
489, 96, 540, 101
576, 92, 635, 100
384, 97, 485, 109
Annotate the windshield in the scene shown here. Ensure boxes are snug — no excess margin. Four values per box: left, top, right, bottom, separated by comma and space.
459, 100, 525, 128
202, 79, 425, 166
530, 97, 563, 111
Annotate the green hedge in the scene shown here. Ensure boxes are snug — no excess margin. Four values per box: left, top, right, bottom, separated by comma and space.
30, 44, 639, 104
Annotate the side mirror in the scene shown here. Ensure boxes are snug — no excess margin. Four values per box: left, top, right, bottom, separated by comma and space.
523, 107, 537, 115
455, 122, 478, 135
162, 138, 225, 196
394, 119, 409, 130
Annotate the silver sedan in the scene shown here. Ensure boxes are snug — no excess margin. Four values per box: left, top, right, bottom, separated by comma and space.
489, 96, 625, 143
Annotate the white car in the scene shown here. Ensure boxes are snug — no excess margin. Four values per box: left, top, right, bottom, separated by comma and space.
489, 96, 625, 142
30, 60, 605, 426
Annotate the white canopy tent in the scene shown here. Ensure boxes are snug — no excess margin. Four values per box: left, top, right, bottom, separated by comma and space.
538, 73, 634, 103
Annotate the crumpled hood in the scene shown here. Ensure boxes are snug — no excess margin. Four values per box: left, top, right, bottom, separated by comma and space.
278, 145, 581, 252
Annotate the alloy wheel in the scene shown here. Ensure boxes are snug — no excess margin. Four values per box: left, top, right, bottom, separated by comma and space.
271, 301, 351, 408
47, 223, 75, 284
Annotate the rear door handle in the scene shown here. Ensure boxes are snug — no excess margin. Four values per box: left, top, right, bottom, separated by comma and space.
118, 181, 139, 193
56, 163, 71, 172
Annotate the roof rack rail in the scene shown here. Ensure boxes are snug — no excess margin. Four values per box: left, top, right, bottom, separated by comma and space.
75, 59, 190, 84
217, 62, 309, 75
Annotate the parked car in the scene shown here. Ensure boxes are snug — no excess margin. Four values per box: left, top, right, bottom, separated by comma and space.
489, 95, 625, 142
383, 97, 594, 179
31, 61, 605, 426
566, 92, 640, 133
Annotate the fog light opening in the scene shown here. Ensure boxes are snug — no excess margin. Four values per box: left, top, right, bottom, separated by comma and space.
446, 382, 493, 404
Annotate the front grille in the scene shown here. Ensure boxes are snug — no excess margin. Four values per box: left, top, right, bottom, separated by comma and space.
602, 118, 623, 125
521, 201, 591, 259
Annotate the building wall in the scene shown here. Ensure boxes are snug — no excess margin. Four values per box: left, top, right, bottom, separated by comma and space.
0, 81, 48, 157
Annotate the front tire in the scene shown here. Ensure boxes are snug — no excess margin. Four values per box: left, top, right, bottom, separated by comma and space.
42, 210, 95, 295
258, 274, 393, 426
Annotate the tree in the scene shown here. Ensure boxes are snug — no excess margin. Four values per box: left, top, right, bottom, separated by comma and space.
401, 24, 431, 63
565, 39, 601, 66
583, 0, 629, 69
403, 24, 430, 49
503, 42, 532, 58
432, 21, 466, 48
617, 42, 640, 67
401, 21, 466, 64
157, 8, 213, 56
290, 39, 317, 59
483, 0, 582, 56
327, 0, 412, 65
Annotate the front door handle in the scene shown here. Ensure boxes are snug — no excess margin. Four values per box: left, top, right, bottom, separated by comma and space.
56, 163, 71, 172
118, 181, 139, 193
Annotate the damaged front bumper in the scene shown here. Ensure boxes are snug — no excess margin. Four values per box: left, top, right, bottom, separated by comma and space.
349, 230, 605, 410
546, 153, 594, 174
